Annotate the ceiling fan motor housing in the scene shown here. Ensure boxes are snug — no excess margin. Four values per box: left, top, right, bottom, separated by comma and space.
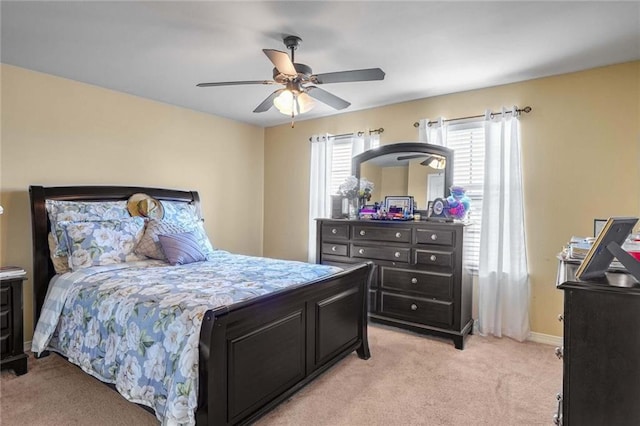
273, 63, 312, 83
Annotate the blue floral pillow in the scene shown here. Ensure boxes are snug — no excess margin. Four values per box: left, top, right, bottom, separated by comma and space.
46, 200, 130, 257
160, 200, 200, 228
61, 217, 147, 270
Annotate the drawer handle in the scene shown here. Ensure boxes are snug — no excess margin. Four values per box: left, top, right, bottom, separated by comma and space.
554, 347, 563, 359
331, 246, 337, 252
359, 248, 365, 255
430, 255, 437, 262
394, 252, 401, 258
410, 304, 418, 311
557, 314, 563, 322
395, 232, 402, 238
431, 234, 438, 240
331, 228, 338, 234
360, 230, 366, 236
411, 277, 418, 284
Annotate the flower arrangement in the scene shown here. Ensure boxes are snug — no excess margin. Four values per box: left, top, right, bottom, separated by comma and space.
337, 176, 374, 200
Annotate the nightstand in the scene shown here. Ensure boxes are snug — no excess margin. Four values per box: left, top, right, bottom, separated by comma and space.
1, 274, 28, 375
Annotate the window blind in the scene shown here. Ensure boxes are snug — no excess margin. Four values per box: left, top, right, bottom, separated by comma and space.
447, 123, 485, 270
329, 140, 353, 195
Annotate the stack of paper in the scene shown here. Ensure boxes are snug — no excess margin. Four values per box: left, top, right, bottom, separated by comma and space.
0, 266, 26, 279
567, 237, 592, 260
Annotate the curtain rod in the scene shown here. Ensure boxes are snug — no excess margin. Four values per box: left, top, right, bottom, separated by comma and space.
309, 127, 384, 142
412, 106, 532, 128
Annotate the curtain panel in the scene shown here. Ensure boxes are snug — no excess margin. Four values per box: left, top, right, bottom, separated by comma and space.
477, 107, 530, 341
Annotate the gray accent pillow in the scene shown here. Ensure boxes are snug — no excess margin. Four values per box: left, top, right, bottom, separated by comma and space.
158, 231, 207, 265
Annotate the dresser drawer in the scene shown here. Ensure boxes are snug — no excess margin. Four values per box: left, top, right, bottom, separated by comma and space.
322, 223, 349, 240
321, 243, 348, 257
352, 244, 410, 263
416, 228, 455, 246
380, 292, 453, 327
415, 249, 454, 268
0, 309, 9, 331
380, 267, 453, 300
0, 286, 9, 307
352, 225, 411, 243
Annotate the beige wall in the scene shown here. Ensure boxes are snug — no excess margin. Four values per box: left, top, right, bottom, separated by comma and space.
264, 61, 640, 338
0, 64, 265, 341
380, 166, 408, 198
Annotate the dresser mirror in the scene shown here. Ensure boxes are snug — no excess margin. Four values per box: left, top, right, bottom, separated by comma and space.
352, 142, 453, 210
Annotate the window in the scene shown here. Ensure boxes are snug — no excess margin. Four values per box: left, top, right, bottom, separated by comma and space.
329, 140, 354, 196
446, 122, 485, 270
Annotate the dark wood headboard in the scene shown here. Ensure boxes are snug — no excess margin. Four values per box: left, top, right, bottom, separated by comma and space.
29, 185, 201, 325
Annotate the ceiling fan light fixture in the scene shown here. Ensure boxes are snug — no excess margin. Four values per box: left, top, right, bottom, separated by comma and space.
428, 157, 446, 169
273, 90, 315, 116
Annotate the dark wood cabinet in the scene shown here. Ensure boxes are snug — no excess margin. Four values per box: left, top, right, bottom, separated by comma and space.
556, 262, 640, 425
0, 274, 28, 375
317, 219, 473, 349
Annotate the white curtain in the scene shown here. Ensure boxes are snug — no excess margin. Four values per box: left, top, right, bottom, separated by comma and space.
353, 132, 380, 155
308, 134, 332, 262
418, 117, 447, 146
477, 107, 530, 341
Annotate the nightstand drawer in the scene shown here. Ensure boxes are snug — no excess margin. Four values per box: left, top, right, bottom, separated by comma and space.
353, 226, 411, 243
380, 292, 453, 327
0, 286, 9, 307
380, 267, 453, 300
352, 245, 410, 263
321, 243, 348, 257
322, 224, 349, 240
0, 274, 27, 375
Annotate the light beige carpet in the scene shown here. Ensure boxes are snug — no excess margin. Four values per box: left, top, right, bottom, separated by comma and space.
0, 325, 561, 425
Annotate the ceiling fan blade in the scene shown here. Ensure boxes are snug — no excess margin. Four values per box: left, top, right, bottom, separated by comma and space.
196, 80, 275, 87
398, 154, 428, 161
263, 49, 297, 76
305, 86, 350, 110
312, 68, 385, 84
253, 89, 283, 113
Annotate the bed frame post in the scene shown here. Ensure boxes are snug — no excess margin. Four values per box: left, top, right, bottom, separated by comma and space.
356, 262, 373, 360
29, 185, 52, 324
197, 307, 229, 425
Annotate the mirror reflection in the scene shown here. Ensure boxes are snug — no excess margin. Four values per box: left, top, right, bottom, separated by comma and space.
353, 142, 453, 211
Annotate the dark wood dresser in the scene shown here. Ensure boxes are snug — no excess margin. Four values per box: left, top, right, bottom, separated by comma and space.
555, 261, 640, 425
0, 274, 28, 375
316, 219, 473, 349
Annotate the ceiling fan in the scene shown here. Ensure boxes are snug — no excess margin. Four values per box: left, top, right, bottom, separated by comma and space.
397, 154, 447, 169
196, 35, 385, 118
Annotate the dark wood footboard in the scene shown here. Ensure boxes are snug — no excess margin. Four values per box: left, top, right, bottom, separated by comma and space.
197, 262, 372, 425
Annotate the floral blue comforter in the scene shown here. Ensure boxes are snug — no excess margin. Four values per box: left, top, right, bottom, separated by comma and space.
33, 251, 341, 425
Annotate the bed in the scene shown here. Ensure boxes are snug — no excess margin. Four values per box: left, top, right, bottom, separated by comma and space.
29, 185, 372, 425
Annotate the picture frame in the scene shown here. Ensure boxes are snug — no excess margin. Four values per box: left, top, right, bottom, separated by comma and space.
593, 218, 607, 237
576, 217, 638, 280
384, 196, 413, 214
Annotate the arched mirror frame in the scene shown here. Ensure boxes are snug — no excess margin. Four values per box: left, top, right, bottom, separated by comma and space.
352, 142, 454, 209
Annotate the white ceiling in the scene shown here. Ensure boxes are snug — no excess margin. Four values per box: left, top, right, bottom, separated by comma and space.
2, 1, 639, 128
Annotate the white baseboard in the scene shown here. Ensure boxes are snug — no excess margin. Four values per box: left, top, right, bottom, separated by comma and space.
473, 320, 562, 346
528, 332, 562, 346
24, 340, 32, 353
